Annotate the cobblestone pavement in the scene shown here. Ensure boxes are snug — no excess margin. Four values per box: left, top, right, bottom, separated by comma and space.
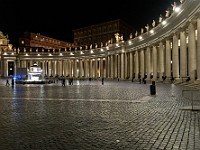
0, 78, 200, 150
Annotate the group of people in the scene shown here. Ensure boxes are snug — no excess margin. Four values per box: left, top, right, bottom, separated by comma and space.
61, 77, 73, 86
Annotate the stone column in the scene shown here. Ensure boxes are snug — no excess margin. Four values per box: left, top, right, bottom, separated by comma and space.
114, 55, 117, 78
146, 47, 151, 80
29, 60, 33, 67
24, 60, 27, 68
19, 60, 22, 68
85, 59, 88, 78
95, 58, 98, 78
74, 59, 77, 78
3, 60, 7, 77
100, 58, 104, 78
180, 31, 187, 78
21, 60, 25, 68
188, 22, 197, 81
57, 60, 60, 76
172, 34, 179, 79
49, 61, 52, 76
54, 60, 57, 76
153, 46, 157, 80
124, 53, 128, 79
1, 57, 4, 77
57, 61, 60, 76
63, 60, 66, 77
52, 61, 55, 76
134, 51, 139, 80
140, 49, 145, 78
79, 59, 82, 78
44, 61, 47, 76
121, 53, 125, 79
196, 18, 200, 80
89, 59, 93, 78
106, 56, 110, 78
69, 60, 72, 77
47, 61, 50, 76
166, 40, 171, 79
66, 60, 69, 77
159, 42, 164, 80
117, 54, 121, 78
43, 61, 47, 75
110, 55, 114, 79
129, 52, 133, 79
70, 60, 74, 77
60, 60, 63, 76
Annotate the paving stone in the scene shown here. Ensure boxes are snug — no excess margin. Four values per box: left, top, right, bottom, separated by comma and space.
0, 79, 199, 150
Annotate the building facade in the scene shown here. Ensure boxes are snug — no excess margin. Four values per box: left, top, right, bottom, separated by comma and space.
73, 19, 134, 48
0, 31, 13, 76
19, 32, 74, 50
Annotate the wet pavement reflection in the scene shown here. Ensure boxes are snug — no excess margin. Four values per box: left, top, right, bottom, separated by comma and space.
0, 78, 199, 150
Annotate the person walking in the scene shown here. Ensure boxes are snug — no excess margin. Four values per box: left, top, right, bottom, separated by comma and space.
6, 79, 10, 86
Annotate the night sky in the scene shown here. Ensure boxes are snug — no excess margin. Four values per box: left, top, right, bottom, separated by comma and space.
0, 0, 177, 48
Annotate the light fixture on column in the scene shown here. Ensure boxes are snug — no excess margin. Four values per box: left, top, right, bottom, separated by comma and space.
175, 7, 180, 13
162, 20, 167, 25
150, 29, 154, 34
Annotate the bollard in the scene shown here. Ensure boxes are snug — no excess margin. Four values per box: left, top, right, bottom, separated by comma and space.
150, 81, 156, 95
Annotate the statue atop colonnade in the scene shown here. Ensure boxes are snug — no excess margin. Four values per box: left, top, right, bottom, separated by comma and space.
180, 0, 184, 4
171, 2, 177, 11
115, 33, 120, 43
145, 24, 150, 32
159, 14, 163, 23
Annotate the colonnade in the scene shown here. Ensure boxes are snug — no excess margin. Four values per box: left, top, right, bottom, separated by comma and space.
7, 19, 196, 83
1, 1, 200, 83
17, 58, 106, 78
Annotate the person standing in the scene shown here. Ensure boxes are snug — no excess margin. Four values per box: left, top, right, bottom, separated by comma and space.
11, 78, 14, 87
71, 77, 73, 85
62, 78, 65, 86
102, 77, 104, 85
